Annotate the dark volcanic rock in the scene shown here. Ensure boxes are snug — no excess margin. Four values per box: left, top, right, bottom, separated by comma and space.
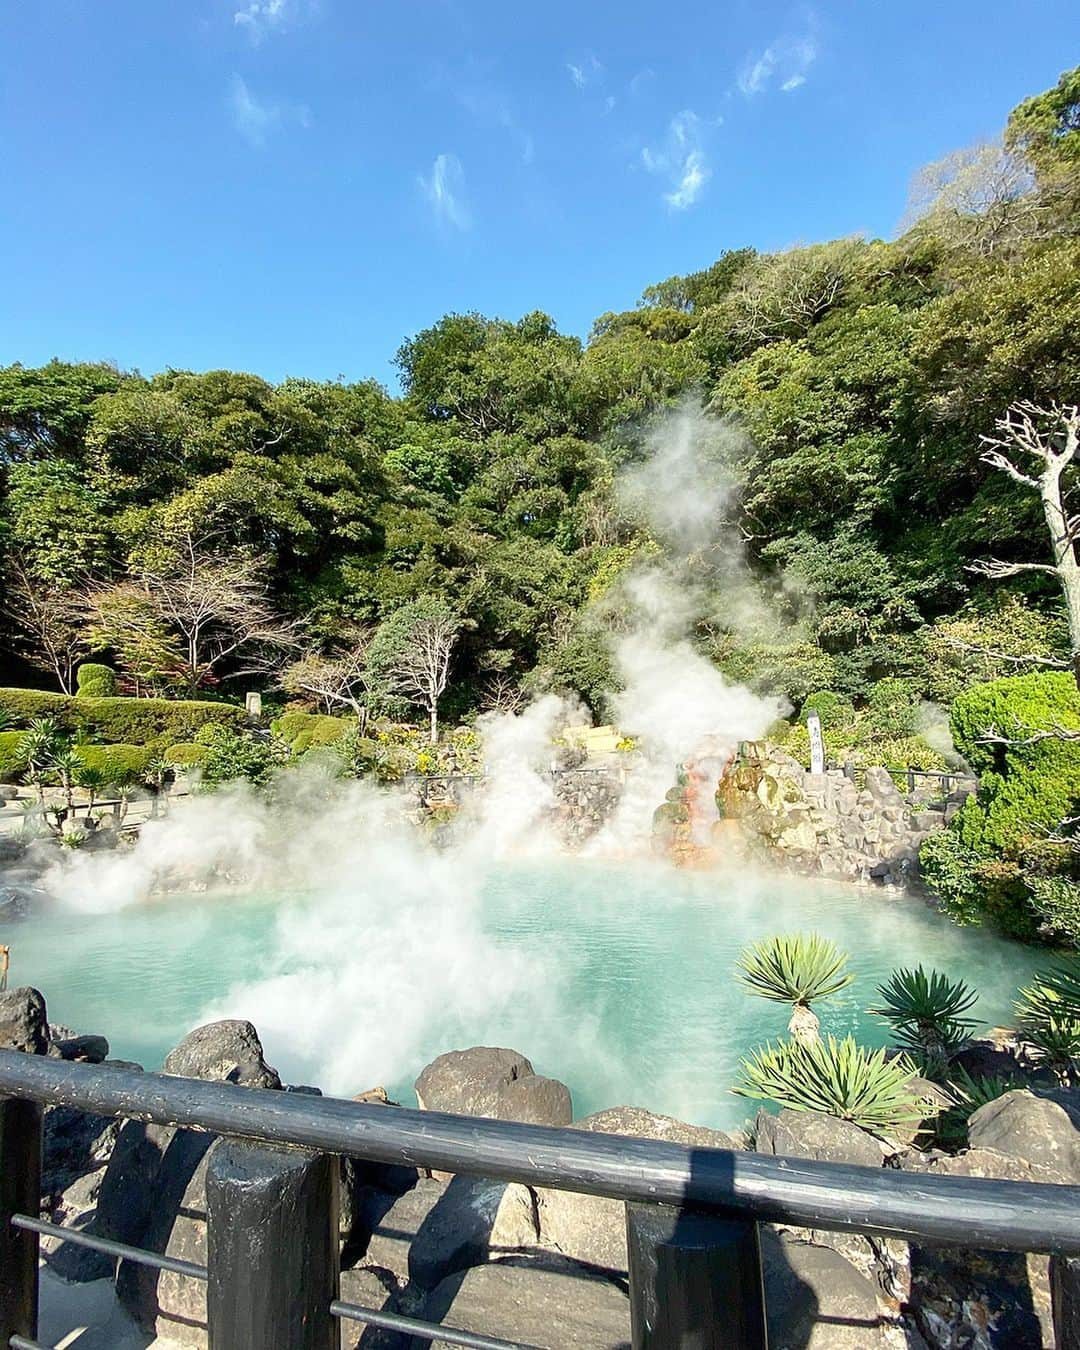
48, 1033, 109, 1063
0, 985, 48, 1053
163, 1018, 281, 1088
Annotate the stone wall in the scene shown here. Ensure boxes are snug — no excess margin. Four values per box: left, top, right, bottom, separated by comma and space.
722, 750, 975, 886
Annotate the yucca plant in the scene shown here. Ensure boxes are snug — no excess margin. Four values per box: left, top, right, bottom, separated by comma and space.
74, 765, 108, 812
871, 966, 978, 1070
733, 1034, 929, 1133
736, 934, 854, 1044
1015, 957, 1080, 1084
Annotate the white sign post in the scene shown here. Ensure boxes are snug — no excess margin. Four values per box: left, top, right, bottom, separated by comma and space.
807, 711, 825, 775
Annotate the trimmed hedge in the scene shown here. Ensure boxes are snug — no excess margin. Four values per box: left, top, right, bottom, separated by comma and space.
75, 744, 153, 786
0, 730, 28, 780
950, 672, 1080, 852
0, 689, 245, 750
76, 664, 117, 697
271, 711, 351, 754
164, 742, 211, 769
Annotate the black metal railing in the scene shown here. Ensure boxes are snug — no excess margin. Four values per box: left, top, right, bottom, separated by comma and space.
1, 1050, 1078, 1348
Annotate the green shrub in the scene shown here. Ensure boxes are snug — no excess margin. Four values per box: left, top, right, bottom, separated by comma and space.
271, 711, 352, 755
74, 743, 153, 786
950, 675, 1080, 853
799, 691, 857, 731
1028, 875, 1080, 948
76, 664, 117, 697
0, 730, 28, 780
163, 742, 211, 769
0, 688, 245, 750
865, 678, 921, 738
918, 829, 987, 925
194, 724, 289, 788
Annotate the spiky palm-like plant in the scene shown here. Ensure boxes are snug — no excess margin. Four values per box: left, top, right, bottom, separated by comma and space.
736, 934, 854, 1044
871, 966, 979, 1070
1015, 957, 1080, 1084
19, 718, 63, 806
74, 765, 108, 812
733, 1034, 928, 1133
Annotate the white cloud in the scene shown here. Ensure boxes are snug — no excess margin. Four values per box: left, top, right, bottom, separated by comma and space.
641, 109, 714, 211
420, 153, 471, 230
566, 53, 604, 90
737, 31, 817, 96
229, 74, 310, 147
234, 0, 308, 39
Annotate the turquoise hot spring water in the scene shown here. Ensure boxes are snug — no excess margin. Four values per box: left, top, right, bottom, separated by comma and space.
8, 857, 1044, 1132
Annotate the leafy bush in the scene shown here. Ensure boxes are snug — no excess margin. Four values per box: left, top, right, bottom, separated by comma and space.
76, 663, 117, 697
865, 678, 921, 737
0, 688, 245, 750
194, 724, 289, 788
950, 673, 1080, 849
921, 674, 1080, 942
163, 742, 211, 769
1028, 874, 1080, 948
271, 710, 352, 754
74, 743, 153, 786
733, 1035, 927, 1133
799, 691, 857, 731
0, 730, 28, 780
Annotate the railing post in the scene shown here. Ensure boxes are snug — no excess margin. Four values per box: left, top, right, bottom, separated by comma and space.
906, 768, 915, 794
0, 1095, 42, 1345
626, 1202, 767, 1349
206, 1139, 338, 1350
1052, 1256, 1080, 1349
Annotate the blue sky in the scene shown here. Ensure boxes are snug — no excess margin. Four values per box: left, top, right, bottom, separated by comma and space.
1, 1, 1077, 389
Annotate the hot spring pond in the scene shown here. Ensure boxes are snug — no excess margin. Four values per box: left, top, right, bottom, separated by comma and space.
7, 859, 1045, 1132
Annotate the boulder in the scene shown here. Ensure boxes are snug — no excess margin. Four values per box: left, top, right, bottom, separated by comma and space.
535, 1107, 735, 1272
905, 1146, 1069, 1350
41, 1167, 113, 1282
753, 1109, 885, 1168
0, 985, 48, 1053
163, 1019, 281, 1088
338, 1267, 405, 1348
949, 1038, 1026, 1083
415, 1046, 533, 1118
355, 1174, 538, 1292
496, 1073, 572, 1126
761, 1229, 892, 1348
967, 1090, 1080, 1180
418, 1254, 630, 1350
42, 1101, 121, 1199
94, 1021, 280, 1335
48, 1033, 109, 1063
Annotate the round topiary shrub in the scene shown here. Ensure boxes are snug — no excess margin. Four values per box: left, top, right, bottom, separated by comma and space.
76, 664, 118, 698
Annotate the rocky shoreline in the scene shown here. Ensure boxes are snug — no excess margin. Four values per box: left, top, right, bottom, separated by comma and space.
3, 984, 1078, 1349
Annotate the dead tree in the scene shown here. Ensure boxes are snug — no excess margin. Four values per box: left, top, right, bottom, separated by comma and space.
971, 401, 1080, 690
385, 608, 459, 745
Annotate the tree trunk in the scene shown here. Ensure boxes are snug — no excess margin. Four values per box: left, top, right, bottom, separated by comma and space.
429, 704, 439, 746
1042, 455, 1080, 693
788, 1003, 820, 1045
